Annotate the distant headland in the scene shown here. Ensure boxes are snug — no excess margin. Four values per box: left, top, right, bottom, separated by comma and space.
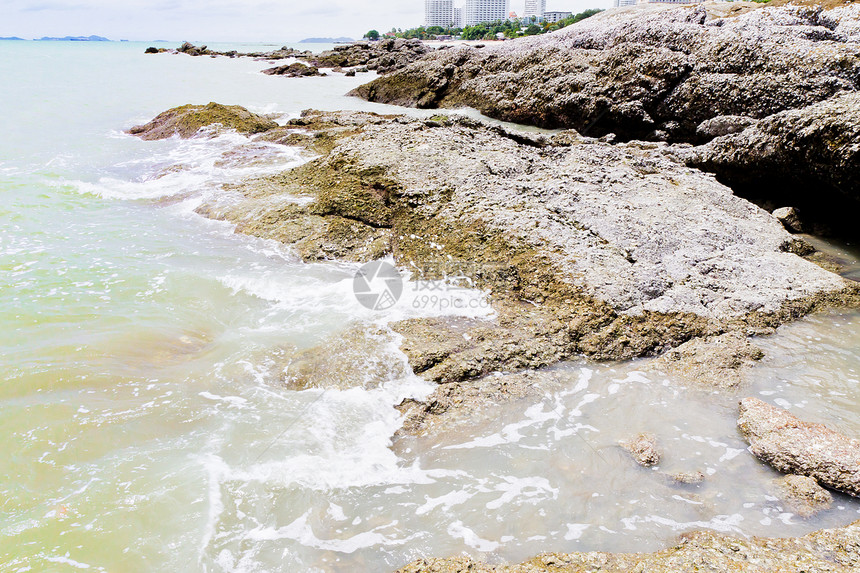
36, 35, 111, 41
299, 37, 354, 43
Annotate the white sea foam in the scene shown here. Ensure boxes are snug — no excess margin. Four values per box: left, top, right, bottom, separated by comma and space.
245, 510, 414, 553
447, 521, 499, 552
65, 131, 304, 201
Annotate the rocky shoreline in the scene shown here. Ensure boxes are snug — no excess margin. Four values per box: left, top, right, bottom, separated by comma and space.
129, 2, 860, 570
145, 38, 430, 76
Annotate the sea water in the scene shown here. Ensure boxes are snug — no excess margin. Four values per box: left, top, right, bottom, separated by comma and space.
1, 40, 859, 572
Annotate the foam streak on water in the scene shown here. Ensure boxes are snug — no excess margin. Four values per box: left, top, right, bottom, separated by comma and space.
1, 41, 860, 573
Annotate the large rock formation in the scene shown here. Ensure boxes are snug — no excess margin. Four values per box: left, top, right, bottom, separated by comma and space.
688, 91, 860, 206
178, 108, 857, 384
396, 519, 860, 572
127, 103, 278, 140
738, 397, 860, 497
352, 4, 860, 142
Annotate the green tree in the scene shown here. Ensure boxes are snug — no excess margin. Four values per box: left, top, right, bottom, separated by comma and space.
365, 30, 380, 40
525, 24, 541, 36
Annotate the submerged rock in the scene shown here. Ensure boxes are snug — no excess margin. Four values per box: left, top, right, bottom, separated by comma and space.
776, 474, 834, 518
397, 369, 565, 439
648, 331, 766, 390
620, 432, 661, 467
281, 326, 412, 391
738, 397, 860, 497
396, 519, 860, 572
669, 471, 706, 485
127, 103, 278, 140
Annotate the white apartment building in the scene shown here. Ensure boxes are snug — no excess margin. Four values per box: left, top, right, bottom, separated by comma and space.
543, 10, 572, 23
523, 0, 547, 19
426, 0, 454, 27
463, 0, 510, 26
453, 7, 463, 28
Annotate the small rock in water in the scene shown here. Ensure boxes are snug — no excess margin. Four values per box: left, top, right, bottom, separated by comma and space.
126, 102, 278, 140
669, 471, 706, 485
738, 397, 860, 497
776, 475, 833, 518
773, 206, 804, 234
262, 62, 322, 77
620, 433, 661, 467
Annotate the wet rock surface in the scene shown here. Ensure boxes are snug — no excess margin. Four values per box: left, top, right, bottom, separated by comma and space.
777, 474, 834, 518
193, 109, 858, 387
647, 331, 766, 390
396, 519, 860, 572
127, 103, 278, 140
261, 62, 323, 77
620, 432, 662, 466
396, 370, 554, 439
738, 397, 860, 497
132, 105, 858, 390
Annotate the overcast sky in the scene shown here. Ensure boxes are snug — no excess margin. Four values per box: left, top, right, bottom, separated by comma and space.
1, 0, 613, 42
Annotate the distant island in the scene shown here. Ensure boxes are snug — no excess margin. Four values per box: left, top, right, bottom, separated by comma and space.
36, 35, 111, 41
299, 37, 353, 43
0, 36, 26, 41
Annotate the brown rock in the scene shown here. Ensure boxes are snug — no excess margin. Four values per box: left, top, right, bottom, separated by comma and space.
397, 518, 860, 572
648, 331, 765, 390
773, 206, 804, 233
262, 62, 322, 77
620, 432, 661, 467
777, 474, 834, 518
738, 397, 860, 496
127, 102, 277, 140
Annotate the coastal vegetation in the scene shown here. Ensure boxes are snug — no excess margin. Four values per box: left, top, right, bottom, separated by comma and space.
382, 8, 603, 41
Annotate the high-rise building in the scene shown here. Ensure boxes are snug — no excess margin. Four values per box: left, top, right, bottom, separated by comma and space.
523, 0, 547, 19
463, 0, 510, 26
453, 7, 463, 28
426, 0, 454, 27
543, 10, 572, 23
